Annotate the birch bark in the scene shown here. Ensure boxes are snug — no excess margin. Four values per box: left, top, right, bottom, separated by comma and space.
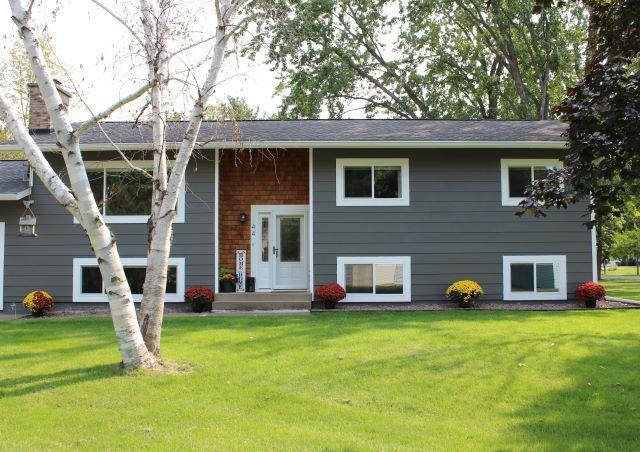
138, 0, 245, 355
7, 0, 157, 369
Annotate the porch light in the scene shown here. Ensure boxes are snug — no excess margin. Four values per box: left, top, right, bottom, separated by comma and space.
19, 200, 37, 237
239, 212, 247, 223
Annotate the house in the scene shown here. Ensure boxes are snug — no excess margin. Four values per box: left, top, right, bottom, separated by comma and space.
0, 83, 596, 313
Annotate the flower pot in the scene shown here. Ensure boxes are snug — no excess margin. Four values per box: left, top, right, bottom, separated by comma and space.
32, 309, 46, 317
585, 299, 597, 309
458, 299, 475, 308
324, 300, 337, 309
191, 300, 212, 313
220, 279, 236, 293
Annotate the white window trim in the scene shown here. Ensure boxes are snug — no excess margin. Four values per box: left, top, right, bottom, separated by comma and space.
74, 160, 186, 224
500, 158, 562, 206
336, 158, 410, 206
503, 255, 567, 301
337, 256, 411, 302
73, 257, 185, 303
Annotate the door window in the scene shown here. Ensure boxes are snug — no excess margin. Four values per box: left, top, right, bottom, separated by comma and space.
280, 217, 301, 262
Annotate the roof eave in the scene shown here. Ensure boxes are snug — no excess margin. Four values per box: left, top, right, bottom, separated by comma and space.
0, 187, 31, 201
0, 140, 567, 152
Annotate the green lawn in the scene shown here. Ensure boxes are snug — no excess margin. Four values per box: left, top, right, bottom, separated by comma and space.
603, 265, 640, 276
601, 266, 640, 301
1, 311, 640, 450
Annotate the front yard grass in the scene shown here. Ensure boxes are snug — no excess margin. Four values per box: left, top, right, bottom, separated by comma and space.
1, 311, 639, 450
601, 266, 640, 301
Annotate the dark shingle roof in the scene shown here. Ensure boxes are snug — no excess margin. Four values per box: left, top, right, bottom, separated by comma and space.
0, 160, 30, 197
7, 119, 567, 146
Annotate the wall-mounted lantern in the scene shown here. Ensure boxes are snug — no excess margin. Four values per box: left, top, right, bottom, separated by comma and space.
239, 212, 247, 223
19, 200, 37, 237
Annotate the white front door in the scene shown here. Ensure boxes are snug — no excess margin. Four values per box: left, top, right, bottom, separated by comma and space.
274, 214, 306, 289
251, 205, 308, 291
0, 222, 4, 310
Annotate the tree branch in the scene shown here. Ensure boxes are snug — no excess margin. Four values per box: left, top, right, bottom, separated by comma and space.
89, 0, 146, 50
74, 80, 156, 135
0, 91, 80, 218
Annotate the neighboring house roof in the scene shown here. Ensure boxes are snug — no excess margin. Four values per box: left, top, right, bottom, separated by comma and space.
0, 120, 567, 149
0, 160, 31, 201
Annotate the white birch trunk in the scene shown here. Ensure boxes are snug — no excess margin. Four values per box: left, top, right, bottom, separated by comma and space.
8, 1, 157, 369
137, 0, 244, 354
138, 0, 172, 355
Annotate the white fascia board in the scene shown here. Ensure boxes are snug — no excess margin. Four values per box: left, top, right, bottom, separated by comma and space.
0, 188, 31, 201
0, 140, 567, 152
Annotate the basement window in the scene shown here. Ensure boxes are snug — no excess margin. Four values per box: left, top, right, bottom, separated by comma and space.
73, 257, 185, 302
336, 158, 410, 206
337, 256, 411, 302
502, 255, 567, 301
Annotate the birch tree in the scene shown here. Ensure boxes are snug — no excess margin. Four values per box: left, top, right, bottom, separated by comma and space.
1, 0, 157, 369
128, 0, 248, 355
0, 0, 247, 367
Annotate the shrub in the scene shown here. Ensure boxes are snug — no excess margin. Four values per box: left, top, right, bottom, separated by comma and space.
576, 282, 606, 302
220, 273, 237, 282
23, 290, 54, 316
219, 267, 235, 279
184, 286, 214, 303
185, 285, 214, 313
446, 280, 484, 304
314, 283, 346, 303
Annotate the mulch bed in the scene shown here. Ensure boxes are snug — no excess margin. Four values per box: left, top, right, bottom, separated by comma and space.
6, 298, 638, 319
312, 298, 640, 312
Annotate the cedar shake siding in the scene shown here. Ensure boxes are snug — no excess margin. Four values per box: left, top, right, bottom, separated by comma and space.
312, 148, 593, 302
1, 153, 215, 313
218, 148, 309, 274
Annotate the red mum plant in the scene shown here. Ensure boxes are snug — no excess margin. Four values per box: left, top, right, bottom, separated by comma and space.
576, 282, 606, 308
315, 283, 346, 309
185, 286, 214, 313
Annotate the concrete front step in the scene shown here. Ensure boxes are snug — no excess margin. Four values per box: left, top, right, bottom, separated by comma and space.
213, 291, 312, 311
211, 309, 311, 316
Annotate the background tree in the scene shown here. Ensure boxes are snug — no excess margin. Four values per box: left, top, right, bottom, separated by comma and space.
611, 229, 640, 276
520, 0, 640, 268
0, 32, 63, 144
248, 0, 587, 119
599, 194, 640, 273
205, 96, 261, 120
166, 96, 261, 121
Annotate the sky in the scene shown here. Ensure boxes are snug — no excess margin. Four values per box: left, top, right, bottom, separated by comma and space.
0, 0, 282, 121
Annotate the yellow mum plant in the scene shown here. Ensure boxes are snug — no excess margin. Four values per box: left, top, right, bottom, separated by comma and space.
446, 280, 483, 307
22, 290, 55, 316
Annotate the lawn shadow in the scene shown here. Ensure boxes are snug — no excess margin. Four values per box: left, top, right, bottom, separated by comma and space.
502, 337, 640, 449
0, 364, 121, 399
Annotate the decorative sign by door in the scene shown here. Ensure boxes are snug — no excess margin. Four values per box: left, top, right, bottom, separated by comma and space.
236, 250, 246, 292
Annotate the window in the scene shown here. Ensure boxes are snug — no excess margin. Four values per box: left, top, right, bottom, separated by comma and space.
337, 256, 411, 302
502, 255, 567, 301
73, 257, 185, 302
336, 158, 410, 206
261, 217, 269, 262
500, 159, 562, 206
280, 217, 301, 262
82, 161, 185, 223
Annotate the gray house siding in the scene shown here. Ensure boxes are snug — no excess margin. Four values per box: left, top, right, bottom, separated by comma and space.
1, 154, 215, 313
313, 148, 593, 302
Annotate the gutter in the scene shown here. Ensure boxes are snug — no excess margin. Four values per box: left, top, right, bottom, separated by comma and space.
0, 140, 567, 152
